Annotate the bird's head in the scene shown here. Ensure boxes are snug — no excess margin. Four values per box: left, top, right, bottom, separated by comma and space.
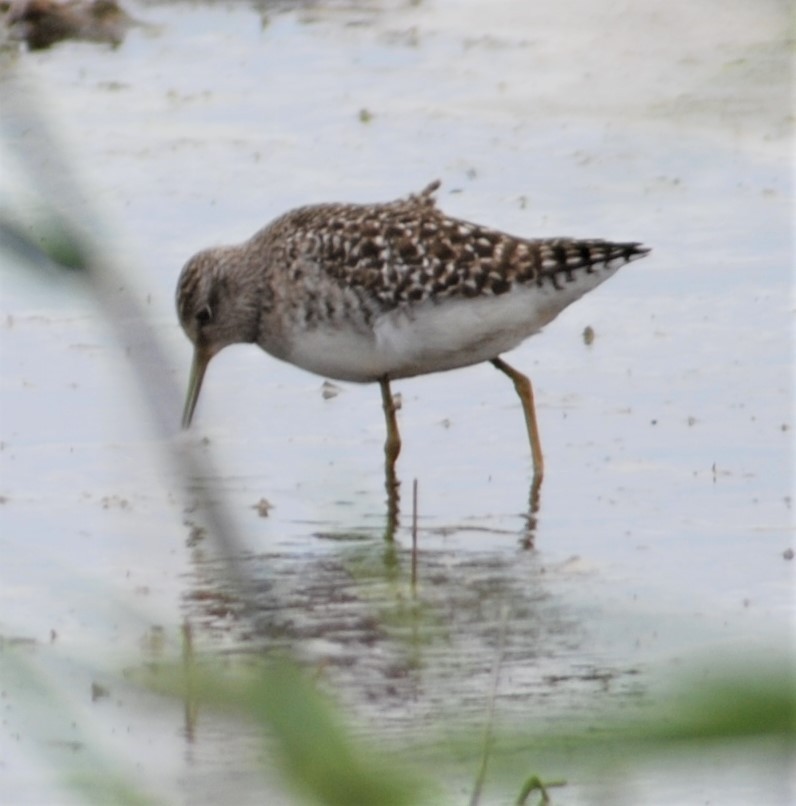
175, 246, 259, 428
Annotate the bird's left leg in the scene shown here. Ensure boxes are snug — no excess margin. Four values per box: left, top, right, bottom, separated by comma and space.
491, 357, 544, 482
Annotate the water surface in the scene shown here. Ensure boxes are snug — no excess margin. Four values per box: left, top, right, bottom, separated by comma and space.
0, 1, 792, 803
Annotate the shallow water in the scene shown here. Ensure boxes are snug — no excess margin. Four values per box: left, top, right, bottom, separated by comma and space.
0, 0, 793, 803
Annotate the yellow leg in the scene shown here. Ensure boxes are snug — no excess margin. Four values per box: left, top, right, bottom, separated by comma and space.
379, 377, 402, 466
379, 377, 401, 537
491, 357, 545, 481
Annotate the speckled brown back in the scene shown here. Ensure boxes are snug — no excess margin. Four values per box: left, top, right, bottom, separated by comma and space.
255, 181, 648, 311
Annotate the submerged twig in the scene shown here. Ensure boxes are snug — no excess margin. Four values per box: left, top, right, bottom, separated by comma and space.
411, 477, 418, 591
469, 604, 510, 806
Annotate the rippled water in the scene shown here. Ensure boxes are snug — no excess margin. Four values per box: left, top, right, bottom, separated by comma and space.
0, 1, 792, 803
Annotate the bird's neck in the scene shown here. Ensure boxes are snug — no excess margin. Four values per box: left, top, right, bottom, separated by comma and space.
228, 245, 273, 346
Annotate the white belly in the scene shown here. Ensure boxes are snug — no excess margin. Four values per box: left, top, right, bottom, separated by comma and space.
279, 272, 616, 382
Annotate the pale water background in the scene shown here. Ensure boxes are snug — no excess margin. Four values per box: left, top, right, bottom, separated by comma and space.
0, 1, 793, 803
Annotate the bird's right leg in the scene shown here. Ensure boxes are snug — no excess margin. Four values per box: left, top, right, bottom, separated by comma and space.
379, 377, 401, 536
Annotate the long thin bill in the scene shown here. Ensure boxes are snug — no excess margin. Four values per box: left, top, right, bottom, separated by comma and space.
181, 346, 211, 429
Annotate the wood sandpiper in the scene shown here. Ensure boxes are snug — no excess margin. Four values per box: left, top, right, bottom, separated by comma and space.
176, 180, 649, 505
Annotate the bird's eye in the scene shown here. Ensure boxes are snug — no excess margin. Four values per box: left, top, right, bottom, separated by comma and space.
195, 305, 212, 326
